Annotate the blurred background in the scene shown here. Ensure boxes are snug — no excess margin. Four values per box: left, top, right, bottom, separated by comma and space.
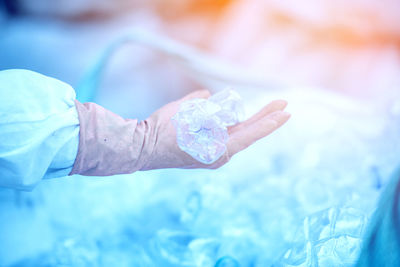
0, 0, 399, 266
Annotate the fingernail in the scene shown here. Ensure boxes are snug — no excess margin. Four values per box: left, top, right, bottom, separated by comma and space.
269, 110, 291, 122
198, 89, 211, 97
274, 100, 288, 110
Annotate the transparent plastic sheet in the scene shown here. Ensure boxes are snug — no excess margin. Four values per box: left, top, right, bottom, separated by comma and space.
172, 89, 244, 164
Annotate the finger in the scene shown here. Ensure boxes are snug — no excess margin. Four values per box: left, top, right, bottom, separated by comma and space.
229, 99, 287, 133
178, 89, 211, 103
250, 100, 287, 123
228, 111, 291, 155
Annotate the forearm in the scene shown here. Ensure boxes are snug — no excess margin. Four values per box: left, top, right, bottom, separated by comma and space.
70, 100, 154, 176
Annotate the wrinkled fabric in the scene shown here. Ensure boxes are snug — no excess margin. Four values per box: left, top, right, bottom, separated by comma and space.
0, 69, 79, 191
69, 101, 151, 176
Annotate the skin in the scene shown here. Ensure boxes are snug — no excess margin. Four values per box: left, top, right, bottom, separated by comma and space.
141, 89, 290, 170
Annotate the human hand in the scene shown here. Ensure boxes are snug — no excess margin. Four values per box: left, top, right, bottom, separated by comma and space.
140, 90, 290, 170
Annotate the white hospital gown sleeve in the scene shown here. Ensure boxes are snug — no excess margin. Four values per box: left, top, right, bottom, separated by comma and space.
0, 69, 80, 191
